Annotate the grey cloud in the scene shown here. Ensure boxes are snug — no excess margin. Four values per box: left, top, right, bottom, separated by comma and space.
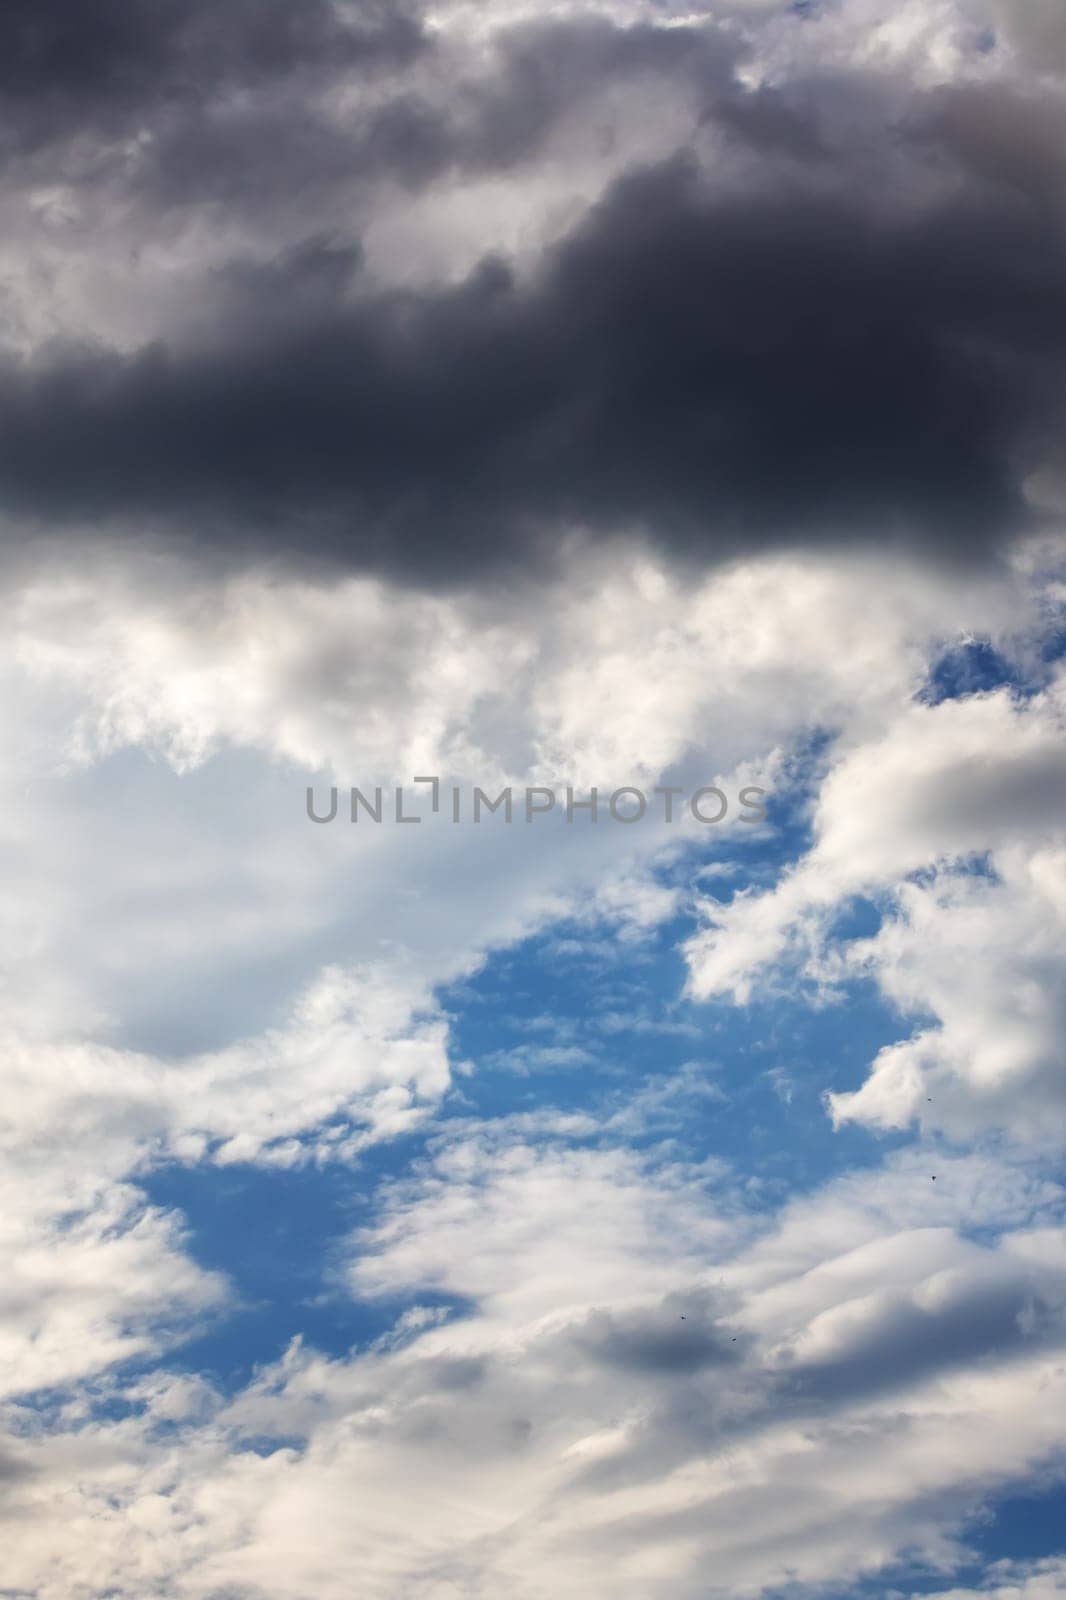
0, 9, 741, 209
2, 5, 1066, 586
779, 1273, 1064, 1406
987, 0, 1066, 73
567, 1293, 740, 1376
1, 155, 1063, 582
918, 80, 1066, 205
105, 15, 742, 217
0, 0, 426, 158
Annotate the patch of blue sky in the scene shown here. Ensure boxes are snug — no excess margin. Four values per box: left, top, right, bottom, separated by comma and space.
439, 900, 913, 1196
135, 918, 911, 1395
132, 741, 921, 1391
807, 1478, 1066, 1600
1038, 622, 1066, 668
904, 850, 1000, 893
921, 623, 1066, 708
922, 638, 1020, 705
965, 1481, 1066, 1565
140, 1147, 473, 1393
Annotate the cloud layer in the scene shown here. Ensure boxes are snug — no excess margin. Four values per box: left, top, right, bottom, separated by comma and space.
2, 0, 1066, 578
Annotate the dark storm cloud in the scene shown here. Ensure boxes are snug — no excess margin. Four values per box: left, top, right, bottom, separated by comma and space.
0, 0, 425, 150
116, 16, 740, 211
922, 80, 1066, 204
0, 2, 741, 203
1, 151, 1063, 581
1, 2, 1065, 582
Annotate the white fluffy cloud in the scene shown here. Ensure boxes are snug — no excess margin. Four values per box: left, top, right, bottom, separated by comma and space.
0, 535, 1062, 1596
919, 1559, 1066, 1600
0, 1126, 1061, 1600
0, 534, 1035, 1064
0, 1172, 224, 1400
685, 668, 1066, 1140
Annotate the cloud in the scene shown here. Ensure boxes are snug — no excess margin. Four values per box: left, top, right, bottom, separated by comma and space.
1, 154, 1061, 580
0, 1173, 226, 1400
0, 536, 1041, 1066
0, 536, 1061, 1591
1, 1, 1066, 581
0, 957, 454, 1182
917, 1558, 1066, 1600
2, 1128, 1060, 1600
0, 538, 1053, 1193
985, 0, 1066, 73
828, 840, 1066, 1140
685, 670, 1066, 1140
0, 0, 426, 157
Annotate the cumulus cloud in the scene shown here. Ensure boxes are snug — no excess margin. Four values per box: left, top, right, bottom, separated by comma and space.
0, 154, 1061, 579
0, 0, 1065, 579
1, 1126, 1061, 1600
0, 961, 452, 1170
0, 0, 425, 154
685, 664, 1066, 1140
0, 545, 1061, 1592
0, 535, 1045, 1061
0, 1173, 225, 1400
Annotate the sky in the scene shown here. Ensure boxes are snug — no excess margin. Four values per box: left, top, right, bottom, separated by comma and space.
0, 1, 1065, 1597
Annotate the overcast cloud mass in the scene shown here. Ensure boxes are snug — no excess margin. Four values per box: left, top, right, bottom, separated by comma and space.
0, 2, 1064, 1598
